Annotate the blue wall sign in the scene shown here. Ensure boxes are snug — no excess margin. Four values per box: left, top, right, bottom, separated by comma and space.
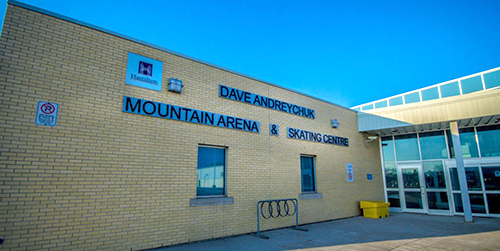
219, 85, 315, 119
367, 173, 373, 181
126, 52, 163, 91
122, 96, 260, 133
270, 124, 279, 136
287, 127, 349, 147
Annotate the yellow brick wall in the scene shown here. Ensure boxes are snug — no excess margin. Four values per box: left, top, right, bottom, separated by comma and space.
0, 4, 384, 251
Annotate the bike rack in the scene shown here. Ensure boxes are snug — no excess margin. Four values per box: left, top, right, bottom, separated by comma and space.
254, 198, 308, 239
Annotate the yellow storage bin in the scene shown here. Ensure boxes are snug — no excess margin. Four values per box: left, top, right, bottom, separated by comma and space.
360, 201, 390, 219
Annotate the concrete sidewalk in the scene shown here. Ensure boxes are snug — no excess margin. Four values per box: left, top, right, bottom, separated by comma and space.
146, 213, 500, 251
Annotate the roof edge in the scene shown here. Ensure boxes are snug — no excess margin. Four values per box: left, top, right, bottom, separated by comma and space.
7, 0, 353, 112
351, 66, 500, 109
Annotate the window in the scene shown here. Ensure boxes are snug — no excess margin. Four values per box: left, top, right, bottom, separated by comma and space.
404, 92, 420, 104
440, 82, 460, 98
381, 136, 395, 162
449, 167, 482, 191
453, 193, 486, 214
446, 128, 479, 158
389, 96, 403, 106
477, 125, 500, 157
421, 87, 439, 101
197, 146, 226, 197
300, 156, 316, 192
481, 166, 500, 191
487, 194, 500, 214
375, 100, 388, 108
423, 161, 446, 189
449, 165, 499, 215
394, 134, 420, 161
387, 191, 400, 208
484, 70, 500, 89
419, 131, 448, 160
362, 104, 373, 111
427, 192, 449, 210
461, 76, 483, 94
384, 163, 398, 188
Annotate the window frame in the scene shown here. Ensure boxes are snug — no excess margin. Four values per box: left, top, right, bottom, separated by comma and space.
196, 144, 228, 198
300, 155, 317, 193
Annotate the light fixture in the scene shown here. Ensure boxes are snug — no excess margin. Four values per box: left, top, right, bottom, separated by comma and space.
168, 78, 183, 93
331, 119, 339, 128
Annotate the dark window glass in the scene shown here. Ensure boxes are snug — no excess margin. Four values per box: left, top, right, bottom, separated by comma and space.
446, 128, 479, 158
301, 156, 316, 192
424, 161, 446, 189
477, 125, 500, 157
486, 194, 500, 214
419, 131, 448, 160
402, 168, 420, 188
450, 167, 482, 191
405, 192, 423, 209
453, 193, 486, 213
384, 163, 398, 188
427, 192, 449, 210
387, 191, 400, 208
481, 166, 500, 191
197, 147, 225, 196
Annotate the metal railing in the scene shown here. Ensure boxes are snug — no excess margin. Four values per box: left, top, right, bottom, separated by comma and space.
254, 198, 307, 239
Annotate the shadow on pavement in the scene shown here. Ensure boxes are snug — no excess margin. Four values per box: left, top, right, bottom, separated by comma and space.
145, 213, 500, 251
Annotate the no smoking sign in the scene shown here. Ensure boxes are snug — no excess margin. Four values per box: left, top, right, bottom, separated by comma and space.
35, 101, 59, 126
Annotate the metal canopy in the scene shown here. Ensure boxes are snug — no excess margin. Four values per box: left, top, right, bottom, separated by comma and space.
366, 114, 500, 136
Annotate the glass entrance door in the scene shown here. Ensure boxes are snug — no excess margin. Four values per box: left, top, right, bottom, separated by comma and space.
399, 165, 426, 213
423, 161, 451, 213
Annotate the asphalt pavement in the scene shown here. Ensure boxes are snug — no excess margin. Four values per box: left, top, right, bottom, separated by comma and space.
145, 213, 500, 251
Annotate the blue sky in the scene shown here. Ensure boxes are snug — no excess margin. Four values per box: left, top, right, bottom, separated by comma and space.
1, 0, 499, 107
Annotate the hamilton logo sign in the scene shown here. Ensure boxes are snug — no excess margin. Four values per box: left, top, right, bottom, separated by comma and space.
138, 61, 153, 76
125, 52, 163, 91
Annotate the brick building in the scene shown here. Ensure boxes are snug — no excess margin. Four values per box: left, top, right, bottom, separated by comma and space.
0, 1, 384, 250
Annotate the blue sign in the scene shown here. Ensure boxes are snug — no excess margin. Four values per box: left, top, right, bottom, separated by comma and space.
123, 96, 260, 133
138, 61, 153, 76
126, 52, 163, 91
270, 124, 279, 136
287, 127, 349, 147
367, 173, 373, 181
219, 85, 315, 119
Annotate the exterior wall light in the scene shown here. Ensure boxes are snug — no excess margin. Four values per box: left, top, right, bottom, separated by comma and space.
168, 78, 183, 93
331, 119, 339, 128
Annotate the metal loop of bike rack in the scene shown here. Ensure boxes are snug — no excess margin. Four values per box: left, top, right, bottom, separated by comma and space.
254, 198, 307, 239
